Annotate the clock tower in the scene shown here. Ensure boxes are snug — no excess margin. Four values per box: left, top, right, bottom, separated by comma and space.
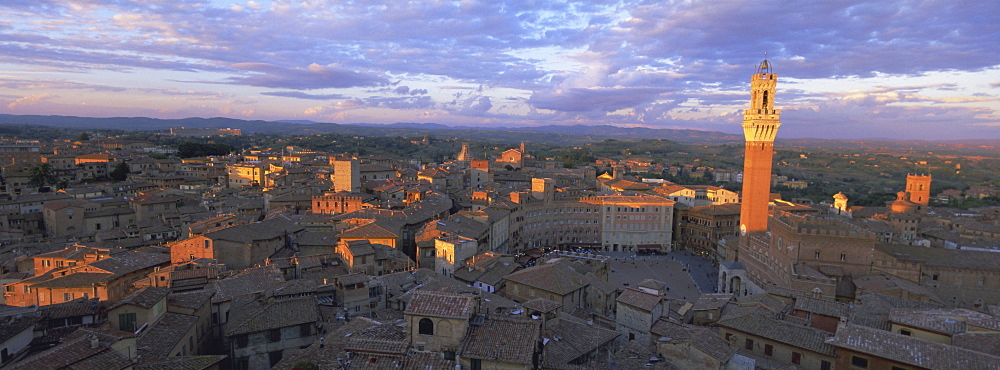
739, 59, 781, 235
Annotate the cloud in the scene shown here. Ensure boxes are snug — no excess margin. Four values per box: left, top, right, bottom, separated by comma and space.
261, 91, 349, 100
6, 94, 52, 109
460, 96, 493, 115
0, 0, 996, 139
529, 87, 667, 113
225, 63, 389, 89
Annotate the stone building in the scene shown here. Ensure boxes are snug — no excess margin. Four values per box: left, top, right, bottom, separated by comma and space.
167, 217, 304, 270
615, 288, 665, 343
226, 295, 319, 370
717, 314, 835, 370
677, 203, 740, 263
404, 291, 476, 356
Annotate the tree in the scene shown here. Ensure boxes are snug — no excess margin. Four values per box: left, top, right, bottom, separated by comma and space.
27, 163, 58, 190
78, 133, 90, 141
110, 161, 130, 182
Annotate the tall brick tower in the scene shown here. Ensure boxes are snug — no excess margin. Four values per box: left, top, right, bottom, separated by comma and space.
739, 59, 781, 235
906, 174, 932, 211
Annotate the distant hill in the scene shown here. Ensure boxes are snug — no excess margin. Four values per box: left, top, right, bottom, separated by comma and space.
0, 114, 996, 150
0, 114, 744, 145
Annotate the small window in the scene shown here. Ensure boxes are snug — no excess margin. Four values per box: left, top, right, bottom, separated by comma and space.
235, 334, 248, 348
900, 329, 911, 336
268, 329, 281, 342
792, 352, 801, 364
119, 313, 137, 331
269, 350, 283, 367
418, 318, 434, 335
764, 344, 773, 356
840, 253, 846, 262
851, 356, 869, 369
821, 361, 832, 370
744, 338, 753, 350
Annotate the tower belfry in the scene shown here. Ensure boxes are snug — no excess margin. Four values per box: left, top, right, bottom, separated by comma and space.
739, 59, 782, 235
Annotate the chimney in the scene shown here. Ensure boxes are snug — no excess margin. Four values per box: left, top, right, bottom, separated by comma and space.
89, 335, 99, 349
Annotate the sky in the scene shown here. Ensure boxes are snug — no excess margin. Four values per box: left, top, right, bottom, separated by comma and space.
0, 0, 998, 140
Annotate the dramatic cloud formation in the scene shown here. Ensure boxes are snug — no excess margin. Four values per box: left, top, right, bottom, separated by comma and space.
0, 0, 997, 139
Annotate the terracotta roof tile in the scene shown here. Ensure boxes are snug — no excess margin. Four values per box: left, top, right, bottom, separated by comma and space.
137, 312, 200, 359
543, 313, 619, 367
112, 286, 169, 310
503, 262, 586, 296
403, 291, 475, 319
225, 296, 318, 336
616, 288, 662, 312
718, 314, 834, 356
459, 315, 539, 365
828, 323, 1000, 370
135, 355, 227, 370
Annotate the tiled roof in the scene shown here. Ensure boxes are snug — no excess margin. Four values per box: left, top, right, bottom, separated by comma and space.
293, 231, 338, 246
167, 290, 214, 311
503, 262, 587, 296
882, 243, 1000, 271
617, 288, 662, 312
459, 315, 540, 365
203, 217, 303, 244
953, 332, 1000, 356
338, 222, 398, 239
344, 322, 408, 356
718, 314, 834, 356
793, 295, 848, 318
889, 308, 1000, 334
211, 265, 284, 303
137, 312, 200, 359
543, 313, 620, 367
30, 272, 114, 288
0, 315, 38, 343
651, 318, 736, 362
337, 272, 369, 286
828, 323, 1000, 370
343, 240, 375, 256
692, 293, 733, 311
403, 291, 475, 319
112, 286, 170, 310
34, 245, 107, 260
12, 331, 133, 370
38, 297, 103, 319
523, 297, 562, 313
225, 296, 318, 336
476, 260, 520, 286
87, 251, 170, 278
135, 355, 227, 370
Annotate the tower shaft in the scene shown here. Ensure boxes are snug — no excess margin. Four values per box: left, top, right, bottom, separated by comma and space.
739, 61, 781, 235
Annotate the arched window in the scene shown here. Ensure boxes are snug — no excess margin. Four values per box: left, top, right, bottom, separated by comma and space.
762, 91, 769, 108
418, 318, 434, 335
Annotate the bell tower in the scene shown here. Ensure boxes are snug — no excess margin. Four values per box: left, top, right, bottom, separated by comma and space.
739, 59, 782, 235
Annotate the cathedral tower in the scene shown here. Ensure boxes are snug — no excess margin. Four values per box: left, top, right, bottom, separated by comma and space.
906, 174, 931, 209
739, 59, 782, 235
457, 142, 472, 162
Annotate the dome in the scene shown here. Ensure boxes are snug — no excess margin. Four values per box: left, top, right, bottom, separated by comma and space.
833, 192, 848, 200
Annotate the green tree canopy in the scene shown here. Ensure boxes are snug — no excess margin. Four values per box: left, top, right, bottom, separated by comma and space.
28, 163, 57, 190
110, 161, 130, 182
